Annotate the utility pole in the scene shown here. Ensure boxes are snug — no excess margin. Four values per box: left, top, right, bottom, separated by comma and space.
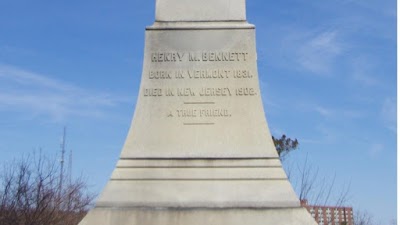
68, 147, 72, 185
59, 126, 66, 191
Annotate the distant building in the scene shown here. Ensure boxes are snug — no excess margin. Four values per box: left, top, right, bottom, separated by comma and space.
301, 200, 354, 225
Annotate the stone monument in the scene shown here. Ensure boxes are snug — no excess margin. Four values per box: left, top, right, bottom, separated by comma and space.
79, 0, 318, 224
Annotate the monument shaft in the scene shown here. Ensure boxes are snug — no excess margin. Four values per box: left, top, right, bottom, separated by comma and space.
122, 27, 276, 159
79, 1, 318, 224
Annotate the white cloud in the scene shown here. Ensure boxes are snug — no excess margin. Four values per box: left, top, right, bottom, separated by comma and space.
315, 106, 334, 117
380, 98, 396, 133
368, 143, 384, 158
277, 28, 344, 77
0, 64, 129, 121
295, 30, 343, 76
348, 0, 397, 19
350, 56, 381, 87
296, 100, 365, 120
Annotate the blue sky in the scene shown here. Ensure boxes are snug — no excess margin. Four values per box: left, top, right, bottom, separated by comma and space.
0, 0, 396, 224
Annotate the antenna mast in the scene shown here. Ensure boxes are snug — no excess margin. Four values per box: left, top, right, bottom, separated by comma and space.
59, 126, 66, 190
68, 147, 72, 185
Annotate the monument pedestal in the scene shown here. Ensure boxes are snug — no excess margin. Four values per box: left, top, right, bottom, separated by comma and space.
80, 160, 317, 225
80, 208, 316, 225
79, 1, 317, 224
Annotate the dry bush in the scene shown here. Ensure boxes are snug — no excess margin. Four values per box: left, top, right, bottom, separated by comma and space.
0, 152, 94, 225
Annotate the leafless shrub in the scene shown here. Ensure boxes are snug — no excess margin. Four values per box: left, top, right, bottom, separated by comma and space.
353, 210, 375, 225
284, 154, 352, 207
0, 152, 95, 225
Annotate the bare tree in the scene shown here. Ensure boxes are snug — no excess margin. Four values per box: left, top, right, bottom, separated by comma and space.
283, 154, 351, 207
0, 152, 94, 225
353, 210, 375, 225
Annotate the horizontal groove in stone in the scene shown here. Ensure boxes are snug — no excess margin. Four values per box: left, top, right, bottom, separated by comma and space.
110, 178, 287, 181
146, 22, 255, 30
116, 158, 282, 168
111, 167, 287, 180
95, 203, 300, 209
116, 166, 282, 169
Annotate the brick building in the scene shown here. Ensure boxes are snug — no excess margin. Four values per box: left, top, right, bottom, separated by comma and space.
301, 200, 354, 225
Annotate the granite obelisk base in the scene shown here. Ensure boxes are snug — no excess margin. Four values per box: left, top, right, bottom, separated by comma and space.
79, 0, 317, 224
80, 208, 317, 225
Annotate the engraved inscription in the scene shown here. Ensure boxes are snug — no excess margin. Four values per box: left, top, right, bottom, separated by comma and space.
199, 109, 231, 117
189, 53, 201, 62
177, 88, 195, 96
142, 50, 258, 126
176, 108, 232, 118
151, 52, 185, 62
165, 88, 175, 96
147, 69, 252, 79
199, 88, 232, 96
146, 49, 257, 126
144, 88, 163, 97
201, 52, 248, 62
187, 69, 229, 79
149, 71, 173, 79
175, 70, 185, 79
143, 87, 257, 97
232, 70, 252, 78
235, 88, 257, 96
177, 109, 197, 118
183, 122, 215, 126
151, 51, 249, 62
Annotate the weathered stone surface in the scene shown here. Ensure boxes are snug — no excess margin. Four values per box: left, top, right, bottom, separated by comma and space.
79, 0, 318, 224
155, 0, 246, 22
120, 28, 275, 159
79, 208, 317, 225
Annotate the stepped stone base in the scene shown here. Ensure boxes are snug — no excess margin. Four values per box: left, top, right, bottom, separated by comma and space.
93, 159, 300, 209
79, 207, 317, 225
79, 159, 317, 225
78, 1, 318, 224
